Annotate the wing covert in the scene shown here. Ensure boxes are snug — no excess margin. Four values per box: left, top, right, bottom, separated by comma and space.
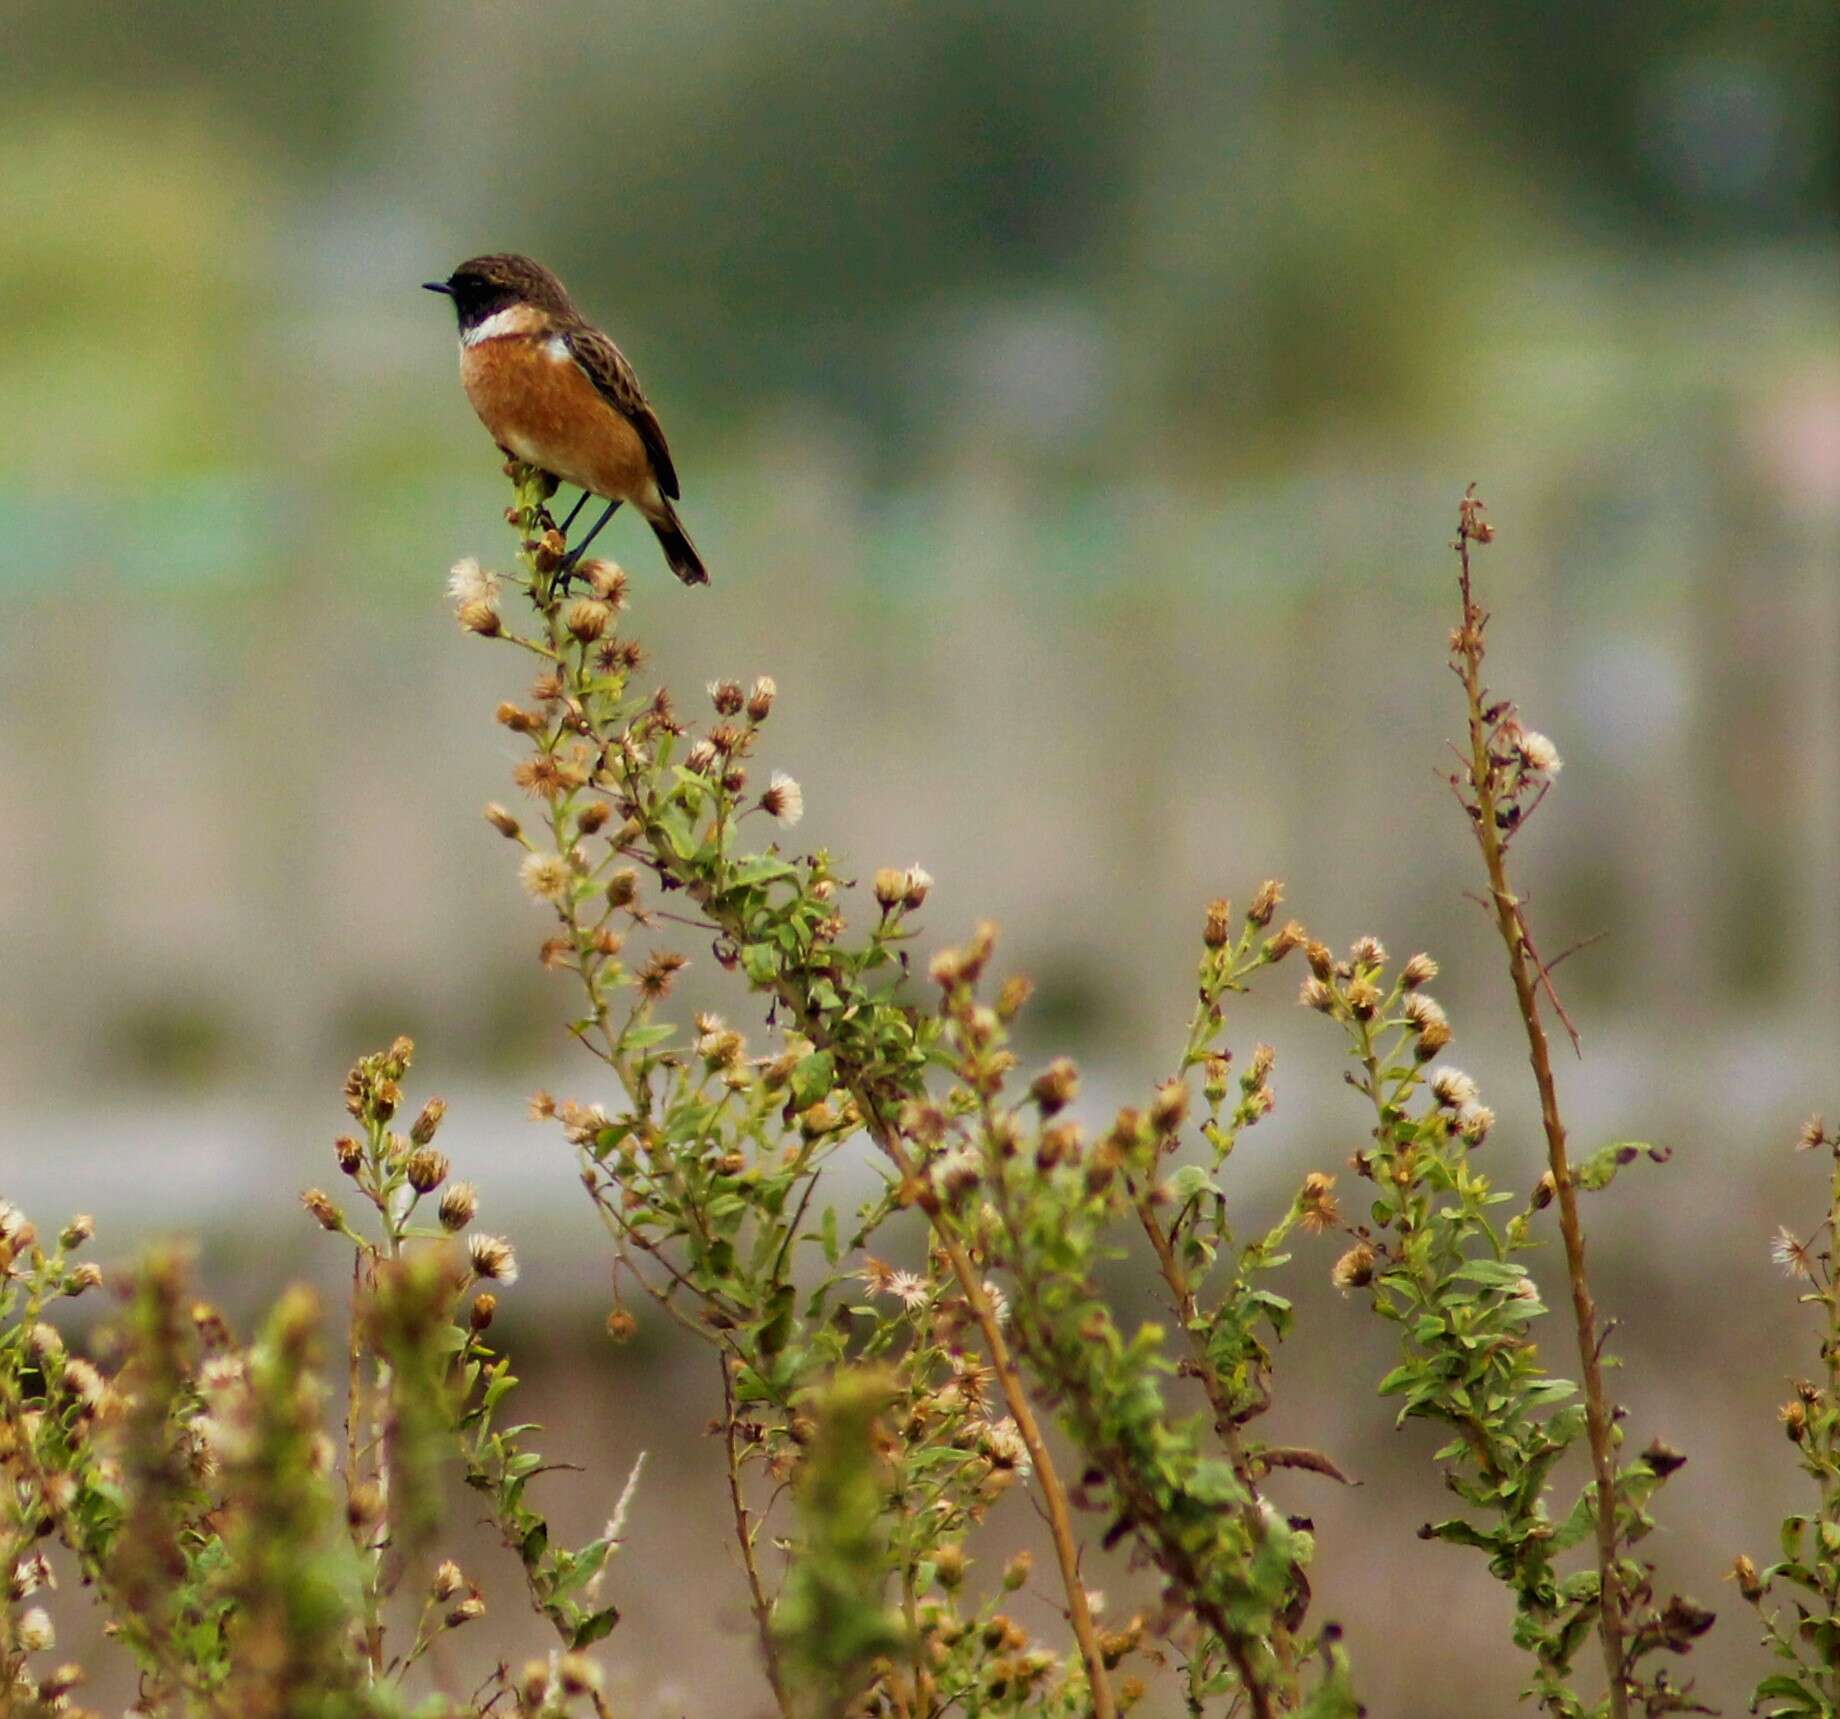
563, 325, 680, 500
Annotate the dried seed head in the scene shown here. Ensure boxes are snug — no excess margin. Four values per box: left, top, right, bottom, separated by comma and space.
59, 1214, 93, 1249
1248, 879, 1283, 928
605, 867, 639, 908
431, 1560, 467, 1602
1202, 899, 1232, 949
746, 676, 777, 722
1345, 976, 1381, 1018
873, 867, 906, 909
437, 1182, 478, 1233
605, 1308, 638, 1343
707, 678, 744, 716
1456, 1104, 1494, 1147
1003, 1550, 1033, 1591
1306, 940, 1335, 981
1515, 729, 1562, 775
1430, 1067, 1479, 1110
685, 738, 719, 774
1402, 993, 1447, 1034
1298, 1171, 1340, 1232
1531, 1170, 1556, 1210
1349, 935, 1386, 969
576, 800, 612, 835
66, 1263, 102, 1295
1331, 1241, 1376, 1292
1415, 1017, 1453, 1059
1401, 952, 1439, 988
1037, 1120, 1083, 1170
638, 950, 688, 1000
761, 771, 804, 827
580, 559, 628, 606
1781, 1399, 1808, 1442
1730, 1553, 1765, 1603
456, 598, 501, 637
301, 1188, 342, 1232
1030, 1058, 1080, 1115
1265, 919, 1307, 962
483, 803, 521, 842
410, 1098, 446, 1146
566, 598, 612, 642
405, 1147, 449, 1194
901, 866, 934, 910
36, 1664, 84, 1702
1798, 1115, 1829, 1152
935, 1543, 967, 1589
469, 1293, 496, 1332
468, 1234, 518, 1285
1300, 976, 1335, 1013
558, 1655, 603, 1696
446, 1595, 486, 1628
520, 851, 571, 902
1149, 1079, 1189, 1134
17, 1606, 54, 1653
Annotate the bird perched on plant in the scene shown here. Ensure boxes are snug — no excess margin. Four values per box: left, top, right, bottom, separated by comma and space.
425, 253, 707, 586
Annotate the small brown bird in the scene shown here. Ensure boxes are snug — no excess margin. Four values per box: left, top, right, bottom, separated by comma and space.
425, 253, 707, 585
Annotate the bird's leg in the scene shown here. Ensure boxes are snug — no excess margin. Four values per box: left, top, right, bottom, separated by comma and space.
556, 490, 591, 539
557, 499, 622, 580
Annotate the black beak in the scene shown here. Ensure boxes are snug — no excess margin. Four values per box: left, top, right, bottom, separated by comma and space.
422, 280, 454, 296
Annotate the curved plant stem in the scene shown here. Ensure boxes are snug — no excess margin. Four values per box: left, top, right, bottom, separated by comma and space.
1450, 494, 1628, 1719
722, 1362, 794, 1719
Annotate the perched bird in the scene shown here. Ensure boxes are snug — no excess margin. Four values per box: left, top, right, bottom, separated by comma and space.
425, 253, 707, 585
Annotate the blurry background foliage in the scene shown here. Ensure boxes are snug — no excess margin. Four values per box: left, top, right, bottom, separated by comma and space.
2, 3, 1837, 1714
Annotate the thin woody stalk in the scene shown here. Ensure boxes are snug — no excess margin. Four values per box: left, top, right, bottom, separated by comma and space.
722, 1366, 793, 1719
1449, 491, 1628, 1718
738, 959, 1117, 1719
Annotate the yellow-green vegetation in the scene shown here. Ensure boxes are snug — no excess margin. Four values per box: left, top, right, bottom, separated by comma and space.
9, 482, 1832, 1717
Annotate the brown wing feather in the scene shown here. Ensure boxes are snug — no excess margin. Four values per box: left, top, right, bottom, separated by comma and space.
562, 324, 680, 501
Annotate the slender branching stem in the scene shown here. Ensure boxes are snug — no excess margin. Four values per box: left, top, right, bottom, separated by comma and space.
1451, 494, 1628, 1718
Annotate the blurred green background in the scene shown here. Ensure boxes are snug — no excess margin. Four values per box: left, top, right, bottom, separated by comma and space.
4, 2, 1839, 1712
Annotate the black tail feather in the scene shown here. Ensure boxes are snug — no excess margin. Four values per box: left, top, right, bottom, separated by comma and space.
648, 504, 708, 587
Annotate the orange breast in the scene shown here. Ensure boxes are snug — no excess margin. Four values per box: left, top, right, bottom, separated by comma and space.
459, 337, 656, 505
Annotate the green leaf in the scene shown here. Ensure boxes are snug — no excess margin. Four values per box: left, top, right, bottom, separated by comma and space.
1574, 1141, 1671, 1193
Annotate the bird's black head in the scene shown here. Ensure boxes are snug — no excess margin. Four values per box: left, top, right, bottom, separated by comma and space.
422, 253, 576, 331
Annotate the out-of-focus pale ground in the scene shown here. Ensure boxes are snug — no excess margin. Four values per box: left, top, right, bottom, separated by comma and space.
3, 3, 1839, 1712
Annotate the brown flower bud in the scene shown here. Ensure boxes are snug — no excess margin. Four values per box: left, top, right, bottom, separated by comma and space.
605, 1308, 638, 1344
456, 599, 501, 637
1331, 1241, 1376, 1290
1149, 1079, 1189, 1134
1030, 1058, 1080, 1115
301, 1188, 341, 1232
1248, 879, 1282, 927
405, 1147, 449, 1194
438, 1181, 478, 1232
469, 1293, 497, 1332
410, 1098, 446, 1146
1202, 898, 1232, 948
1265, 919, 1306, 961
566, 598, 612, 642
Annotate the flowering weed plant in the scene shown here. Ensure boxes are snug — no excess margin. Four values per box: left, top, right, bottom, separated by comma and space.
0, 480, 1815, 1716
